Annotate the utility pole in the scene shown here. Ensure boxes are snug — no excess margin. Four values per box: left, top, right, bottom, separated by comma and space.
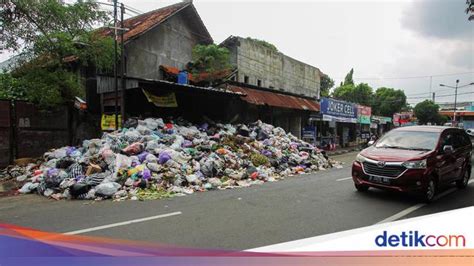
113, 0, 119, 130
429, 75, 432, 99
454, 79, 459, 123
432, 92, 435, 103
120, 3, 126, 125
440, 80, 474, 125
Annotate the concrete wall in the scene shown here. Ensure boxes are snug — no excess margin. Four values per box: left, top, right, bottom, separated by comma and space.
126, 12, 202, 80
228, 37, 321, 98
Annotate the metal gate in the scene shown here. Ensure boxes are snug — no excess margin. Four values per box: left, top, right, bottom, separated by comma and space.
0, 100, 12, 167
0, 100, 71, 167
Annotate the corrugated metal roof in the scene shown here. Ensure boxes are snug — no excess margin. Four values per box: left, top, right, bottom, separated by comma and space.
228, 85, 320, 112
96, 75, 244, 96
160, 65, 232, 83
99, 2, 212, 44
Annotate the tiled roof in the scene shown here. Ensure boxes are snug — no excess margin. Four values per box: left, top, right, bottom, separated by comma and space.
99, 2, 207, 43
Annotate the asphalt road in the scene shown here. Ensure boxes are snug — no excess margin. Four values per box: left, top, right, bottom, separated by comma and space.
0, 151, 473, 250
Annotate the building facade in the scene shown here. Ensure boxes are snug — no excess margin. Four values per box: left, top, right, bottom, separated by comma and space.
221, 36, 321, 98
124, 3, 212, 80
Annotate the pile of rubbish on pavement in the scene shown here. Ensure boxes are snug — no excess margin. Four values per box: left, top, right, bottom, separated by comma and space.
1, 118, 340, 201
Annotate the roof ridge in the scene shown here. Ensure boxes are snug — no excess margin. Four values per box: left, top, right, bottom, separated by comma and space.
123, 1, 190, 24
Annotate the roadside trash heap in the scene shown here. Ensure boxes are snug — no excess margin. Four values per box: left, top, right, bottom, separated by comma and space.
3, 118, 339, 201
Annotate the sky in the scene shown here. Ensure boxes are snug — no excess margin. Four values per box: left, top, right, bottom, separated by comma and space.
1, 0, 473, 105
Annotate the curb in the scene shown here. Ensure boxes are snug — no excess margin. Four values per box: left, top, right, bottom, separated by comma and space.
327, 149, 360, 156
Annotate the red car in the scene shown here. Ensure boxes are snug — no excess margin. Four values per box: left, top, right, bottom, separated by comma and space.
352, 126, 472, 202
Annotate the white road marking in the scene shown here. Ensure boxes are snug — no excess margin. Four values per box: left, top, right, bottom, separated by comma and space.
376, 179, 474, 224
336, 177, 353, 181
63, 211, 182, 235
375, 203, 426, 224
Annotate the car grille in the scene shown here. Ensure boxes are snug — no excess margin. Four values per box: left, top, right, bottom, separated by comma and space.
363, 162, 406, 178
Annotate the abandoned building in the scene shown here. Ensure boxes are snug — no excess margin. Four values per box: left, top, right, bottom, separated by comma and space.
220, 36, 322, 138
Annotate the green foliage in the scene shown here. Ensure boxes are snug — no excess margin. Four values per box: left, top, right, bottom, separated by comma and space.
136, 186, 175, 201
320, 74, 334, 97
372, 87, 407, 116
332, 83, 373, 106
246, 37, 278, 52
1, 0, 114, 108
189, 44, 231, 74
343, 68, 354, 86
20, 68, 83, 108
0, 73, 27, 101
251, 153, 269, 167
414, 100, 444, 125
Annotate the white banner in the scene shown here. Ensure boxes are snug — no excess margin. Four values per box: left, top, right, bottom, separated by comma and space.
250, 206, 474, 252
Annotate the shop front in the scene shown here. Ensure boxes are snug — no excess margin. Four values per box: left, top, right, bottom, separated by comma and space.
319, 98, 358, 149
371, 115, 393, 136
393, 112, 416, 127
357, 105, 372, 145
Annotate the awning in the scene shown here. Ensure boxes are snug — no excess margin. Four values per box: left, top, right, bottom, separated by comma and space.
322, 114, 358, 123
228, 85, 319, 112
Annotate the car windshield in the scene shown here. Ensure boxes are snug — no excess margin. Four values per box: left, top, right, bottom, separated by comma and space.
375, 130, 439, 151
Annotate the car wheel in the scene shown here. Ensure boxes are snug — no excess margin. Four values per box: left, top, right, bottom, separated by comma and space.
355, 183, 369, 192
422, 179, 436, 203
456, 168, 470, 189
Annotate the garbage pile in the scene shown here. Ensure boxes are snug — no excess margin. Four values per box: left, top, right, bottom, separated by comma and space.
3, 118, 339, 200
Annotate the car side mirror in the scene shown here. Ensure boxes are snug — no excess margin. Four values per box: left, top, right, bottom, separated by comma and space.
443, 145, 453, 154
368, 140, 374, 146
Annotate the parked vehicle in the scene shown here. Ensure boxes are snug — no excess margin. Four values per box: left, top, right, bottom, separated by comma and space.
352, 126, 472, 202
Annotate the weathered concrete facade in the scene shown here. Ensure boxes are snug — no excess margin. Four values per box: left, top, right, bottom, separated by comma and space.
223, 36, 321, 98
125, 7, 211, 80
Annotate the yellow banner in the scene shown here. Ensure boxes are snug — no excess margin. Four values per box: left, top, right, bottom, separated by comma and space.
142, 89, 178, 108
101, 114, 122, 131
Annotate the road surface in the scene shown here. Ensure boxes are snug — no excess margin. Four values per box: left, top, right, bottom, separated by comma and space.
0, 151, 472, 250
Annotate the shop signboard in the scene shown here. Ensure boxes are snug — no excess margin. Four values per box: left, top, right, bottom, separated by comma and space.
372, 115, 392, 124
357, 105, 372, 124
320, 98, 357, 118
320, 98, 358, 123
302, 126, 317, 139
393, 112, 415, 127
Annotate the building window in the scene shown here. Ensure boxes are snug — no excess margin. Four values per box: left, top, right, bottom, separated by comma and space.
230, 76, 235, 81
257, 79, 262, 87
244, 75, 249, 84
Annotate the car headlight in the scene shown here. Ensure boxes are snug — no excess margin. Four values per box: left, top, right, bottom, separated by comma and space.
355, 154, 367, 163
402, 159, 427, 169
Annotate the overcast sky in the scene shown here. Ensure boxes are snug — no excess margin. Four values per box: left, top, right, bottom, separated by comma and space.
1, 0, 472, 105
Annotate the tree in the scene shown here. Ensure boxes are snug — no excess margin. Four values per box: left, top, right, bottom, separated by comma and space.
414, 100, 444, 125
189, 44, 231, 74
343, 68, 354, 86
372, 87, 407, 116
320, 74, 334, 97
0, 73, 27, 101
0, 0, 114, 108
332, 83, 373, 106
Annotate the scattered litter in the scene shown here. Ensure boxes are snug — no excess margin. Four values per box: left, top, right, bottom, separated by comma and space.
1, 118, 340, 200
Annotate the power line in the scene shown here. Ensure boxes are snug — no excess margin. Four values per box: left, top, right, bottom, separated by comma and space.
123, 4, 144, 15
407, 91, 474, 100
406, 85, 474, 96
334, 71, 474, 80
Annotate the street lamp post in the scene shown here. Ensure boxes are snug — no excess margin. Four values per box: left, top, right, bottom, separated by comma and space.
439, 81, 474, 125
